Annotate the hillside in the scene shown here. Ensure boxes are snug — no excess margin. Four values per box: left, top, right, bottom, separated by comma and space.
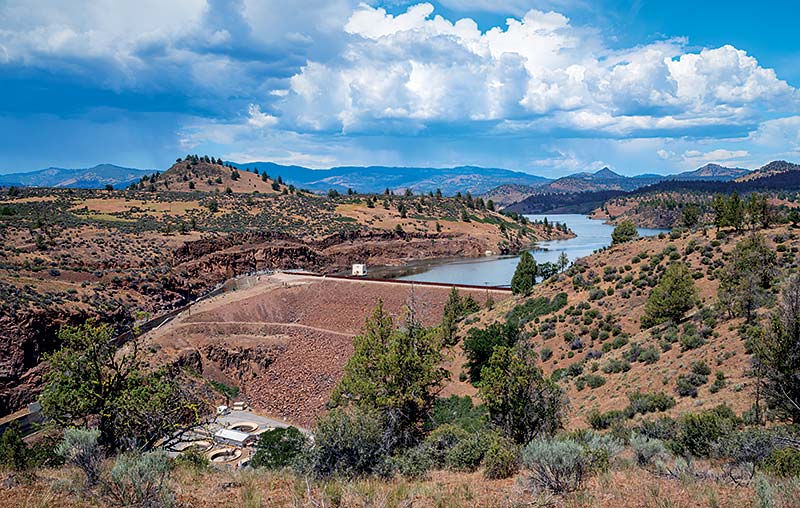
737, 160, 800, 182
479, 183, 541, 208
673, 163, 750, 181
589, 192, 715, 228
0, 164, 152, 189
504, 189, 628, 215
449, 224, 800, 427
542, 167, 657, 193
588, 162, 800, 228
151, 158, 286, 194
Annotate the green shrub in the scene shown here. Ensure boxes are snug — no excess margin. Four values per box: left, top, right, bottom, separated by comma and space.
677, 405, 739, 457
577, 374, 606, 390
423, 424, 468, 468
463, 321, 520, 383
679, 331, 705, 350
424, 395, 486, 432
251, 426, 306, 470
763, 448, 800, 478
715, 428, 776, 473
630, 434, 668, 466
506, 293, 568, 325
445, 433, 489, 472
0, 424, 29, 471
602, 358, 631, 374
638, 417, 679, 441
174, 449, 209, 471
56, 427, 103, 487
107, 451, 175, 508
209, 380, 239, 399
521, 438, 594, 493
310, 407, 387, 478
482, 437, 520, 479
392, 445, 433, 479
638, 345, 660, 364
627, 391, 676, 416
582, 432, 623, 473
587, 409, 626, 430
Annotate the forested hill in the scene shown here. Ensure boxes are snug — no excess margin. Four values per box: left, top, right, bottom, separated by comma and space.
506, 163, 800, 214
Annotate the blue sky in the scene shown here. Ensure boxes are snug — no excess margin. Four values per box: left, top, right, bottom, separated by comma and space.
1, 0, 799, 177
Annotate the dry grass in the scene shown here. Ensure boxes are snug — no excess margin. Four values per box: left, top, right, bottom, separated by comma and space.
0, 465, 771, 508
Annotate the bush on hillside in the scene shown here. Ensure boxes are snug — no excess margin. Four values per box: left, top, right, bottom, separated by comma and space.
424, 395, 486, 432
423, 424, 469, 468
587, 409, 626, 431
309, 407, 387, 478
630, 434, 668, 466
676, 405, 740, 457
0, 424, 29, 472
522, 438, 595, 493
763, 448, 800, 478
445, 433, 490, 472
483, 436, 520, 479
107, 451, 175, 508
56, 427, 103, 488
251, 426, 306, 470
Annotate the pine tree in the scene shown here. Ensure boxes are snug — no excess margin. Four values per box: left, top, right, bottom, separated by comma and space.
727, 191, 745, 231
511, 251, 538, 295
757, 275, 800, 423
712, 193, 728, 230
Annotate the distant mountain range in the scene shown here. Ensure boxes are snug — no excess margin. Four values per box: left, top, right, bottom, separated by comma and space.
504, 161, 800, 215
483, 163, 754, 205
0, 160, 774, 197
229, 162, 552, 196
0, 164, 152, 189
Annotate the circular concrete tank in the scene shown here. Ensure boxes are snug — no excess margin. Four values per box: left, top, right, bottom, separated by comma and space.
229, 421, 259, 433
207, 447, 242, 463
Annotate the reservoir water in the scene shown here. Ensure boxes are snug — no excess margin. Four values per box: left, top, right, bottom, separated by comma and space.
370, 214, 667, 287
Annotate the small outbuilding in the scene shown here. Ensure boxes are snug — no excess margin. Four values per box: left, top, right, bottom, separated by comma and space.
213, 428, 254, 447
352, 263, 367, 276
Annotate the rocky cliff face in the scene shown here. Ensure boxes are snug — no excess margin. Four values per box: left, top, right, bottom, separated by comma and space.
0, 305, 129, 414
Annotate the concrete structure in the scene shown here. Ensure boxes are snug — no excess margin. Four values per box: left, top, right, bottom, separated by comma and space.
213, 428, 254, 447
352, 263, 367, 276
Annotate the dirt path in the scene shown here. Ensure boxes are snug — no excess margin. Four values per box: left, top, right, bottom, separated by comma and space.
173, 321, 356, 337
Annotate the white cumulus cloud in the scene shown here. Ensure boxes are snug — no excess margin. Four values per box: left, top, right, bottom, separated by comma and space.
271, 2, 797, 137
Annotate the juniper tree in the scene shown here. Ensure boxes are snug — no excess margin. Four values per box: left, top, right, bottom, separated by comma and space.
41, 322, 206, 451
642, 262, 698, 328
611, 220, 639, 244
479, 343, 566, 443
717, 234, 777, 322
330, 301, 447, 450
